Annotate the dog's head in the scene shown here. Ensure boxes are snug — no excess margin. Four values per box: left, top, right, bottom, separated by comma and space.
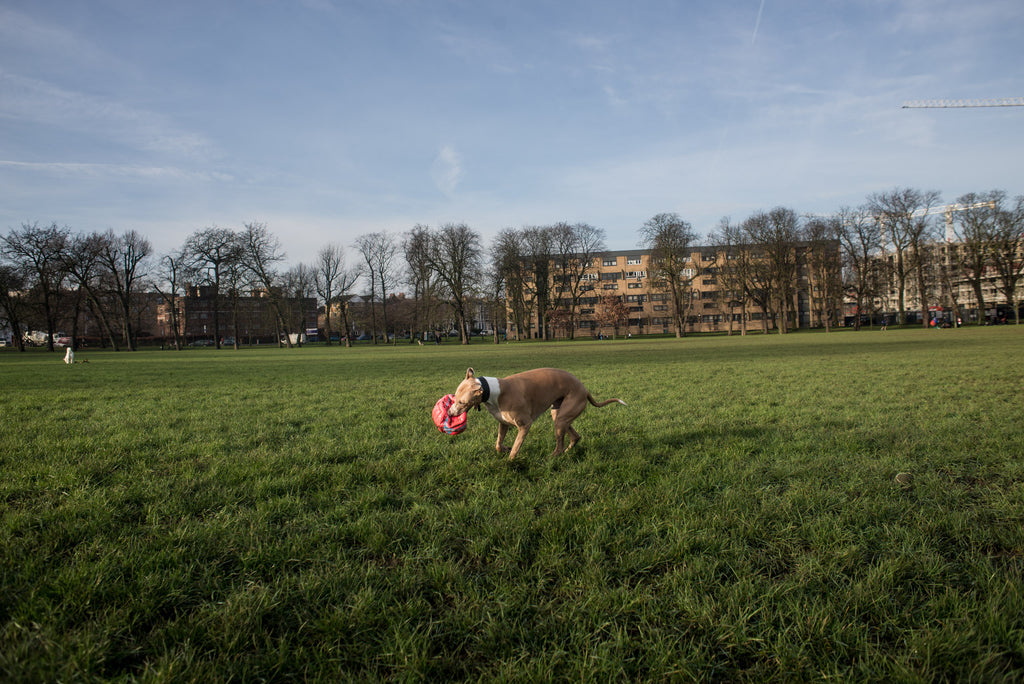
448, 367, 483, 416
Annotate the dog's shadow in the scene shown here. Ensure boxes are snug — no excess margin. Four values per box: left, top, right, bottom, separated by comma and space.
502, 442, 589, 476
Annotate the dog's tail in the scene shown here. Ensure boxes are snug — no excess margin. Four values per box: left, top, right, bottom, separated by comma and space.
588, 393, 627, 408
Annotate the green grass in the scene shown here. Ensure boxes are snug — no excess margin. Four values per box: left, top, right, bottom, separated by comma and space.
2, 328, 1023, 681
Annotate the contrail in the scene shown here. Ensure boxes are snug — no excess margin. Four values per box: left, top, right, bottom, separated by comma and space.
751, 0, 766, 44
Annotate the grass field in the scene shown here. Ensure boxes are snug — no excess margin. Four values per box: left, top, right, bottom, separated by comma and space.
2, 328, 1023, 681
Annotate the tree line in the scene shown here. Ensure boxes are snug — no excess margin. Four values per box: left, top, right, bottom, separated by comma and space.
2, 186, 1022, 352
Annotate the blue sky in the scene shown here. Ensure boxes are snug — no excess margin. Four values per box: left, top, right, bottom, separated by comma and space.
2, 0, 1022, 265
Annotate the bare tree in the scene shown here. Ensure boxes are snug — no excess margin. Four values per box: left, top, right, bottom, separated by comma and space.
482, 251, 507, 344
314, 243, 350, 346
240, 222, 291, 347
152, 247, 190, 350
804, 217, 843, 331
521, 227, 555, 340
354, 232, 398, 344
640, 213, 701, 337
742, 208, 801, 333
1, 222, 70, 351
220, 235, 253, 348
491, 229, 529, 340
951, 191, 1002, 322
868, 188, 942, 326
185, 227, 241, 349
425, 223, 483, 344
710, 217, 753, 336
372, 233, 400, 342
0, 262, 28, 351
991, 194, 1024, 324
95, 229, 151, 351
61, 232, 121, 350
550, 222, 605, 339
836, 207, 882, 330
282, 263, 315, 346
404, 225, 444, 344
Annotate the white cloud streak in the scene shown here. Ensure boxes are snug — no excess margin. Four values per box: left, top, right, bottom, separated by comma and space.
0, 159, 231, 183
431, 145, 463, 196
0, 70, 215, 161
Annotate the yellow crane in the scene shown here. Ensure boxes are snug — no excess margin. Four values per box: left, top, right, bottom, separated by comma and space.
902, 97, 1024, 108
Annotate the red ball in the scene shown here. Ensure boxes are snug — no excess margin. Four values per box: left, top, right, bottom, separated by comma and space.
432, 394, 468, 435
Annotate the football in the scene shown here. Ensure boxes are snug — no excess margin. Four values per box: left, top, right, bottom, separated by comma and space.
432, 394, 468, 435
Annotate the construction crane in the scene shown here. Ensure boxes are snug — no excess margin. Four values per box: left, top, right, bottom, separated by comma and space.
912, 201, 997, 242
803, 201, 996, 241
902, 97, 1024, 108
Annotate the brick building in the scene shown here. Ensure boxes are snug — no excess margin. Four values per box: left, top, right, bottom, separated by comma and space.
156, 286, 318, 345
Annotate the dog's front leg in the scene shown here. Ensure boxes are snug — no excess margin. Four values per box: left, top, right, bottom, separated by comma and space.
506, 422, 532, 461
495, 423, 511, 454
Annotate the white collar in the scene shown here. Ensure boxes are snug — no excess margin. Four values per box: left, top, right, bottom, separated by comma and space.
479, 376, 500, 409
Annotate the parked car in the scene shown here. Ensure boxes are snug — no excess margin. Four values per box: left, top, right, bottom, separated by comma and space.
189, 339, 215, 347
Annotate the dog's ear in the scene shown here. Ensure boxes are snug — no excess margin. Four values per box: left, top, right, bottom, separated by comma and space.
466, 367, 475, 379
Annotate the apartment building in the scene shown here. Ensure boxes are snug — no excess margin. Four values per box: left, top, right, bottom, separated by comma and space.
516, 242, 842, 338
875, 240, 1024, 325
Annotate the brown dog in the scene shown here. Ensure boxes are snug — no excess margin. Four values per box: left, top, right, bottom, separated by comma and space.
448, 367, 626, 460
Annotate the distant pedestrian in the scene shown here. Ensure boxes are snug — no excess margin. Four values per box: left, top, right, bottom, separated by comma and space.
63, 347, 74, 364
881, 317, 888, 331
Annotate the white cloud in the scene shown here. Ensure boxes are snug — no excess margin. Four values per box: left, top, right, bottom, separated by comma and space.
430, 145, 463, 196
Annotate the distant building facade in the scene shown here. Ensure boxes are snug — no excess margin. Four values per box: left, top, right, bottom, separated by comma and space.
513, 242, 843, 339
157, 286, 318, 345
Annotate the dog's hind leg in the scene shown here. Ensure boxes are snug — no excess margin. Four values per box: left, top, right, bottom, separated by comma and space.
567, 425, 581, 450
551, 394, 589, 457
551, 417, 584, 457
550, 403, 578, 455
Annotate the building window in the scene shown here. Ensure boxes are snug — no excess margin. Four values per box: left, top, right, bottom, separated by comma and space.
627, 257, 642, 265
603, 257, 618, 266
602, 283, 618, 290
627, 282, 642, 289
